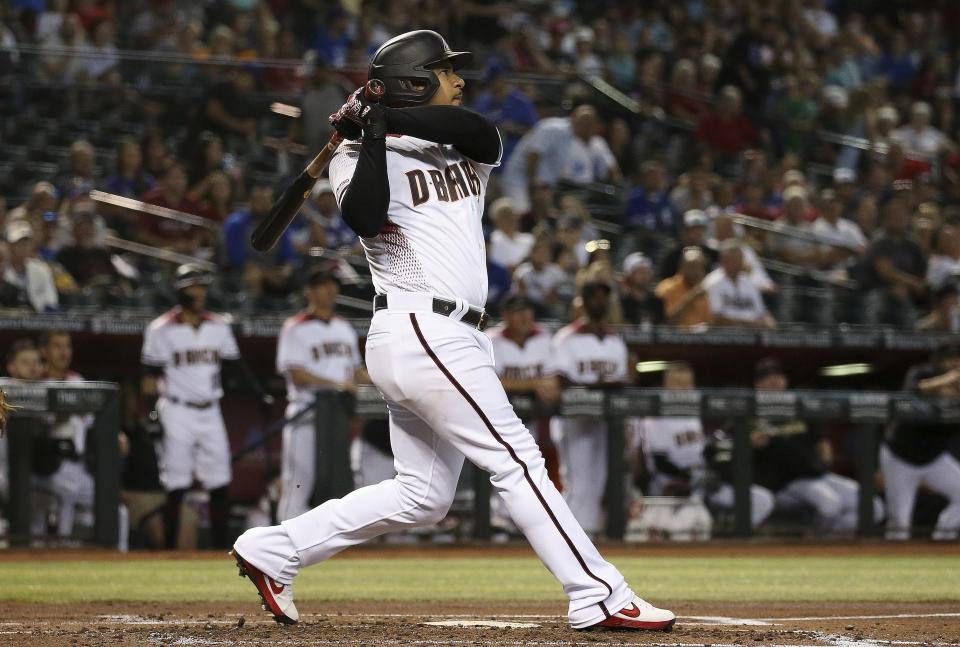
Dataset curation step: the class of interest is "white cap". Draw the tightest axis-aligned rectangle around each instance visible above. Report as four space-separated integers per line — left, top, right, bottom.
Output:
822 85 849 109
6 220 33 243
876 105 899 123
622 252 652 275
683 209 709 228
783 185 808 203
833 167 856 184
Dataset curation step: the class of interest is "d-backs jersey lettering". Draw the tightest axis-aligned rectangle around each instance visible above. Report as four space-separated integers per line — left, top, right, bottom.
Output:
551 320 627 385
277 312 361 405
488 325 555 382
328 134 501 307
141 308 240 401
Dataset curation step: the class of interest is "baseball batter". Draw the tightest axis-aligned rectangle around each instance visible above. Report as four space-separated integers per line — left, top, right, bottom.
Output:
551 280 628 537
881 343 960 540
276 265 362 521
142 264 269 549
232 30 674 632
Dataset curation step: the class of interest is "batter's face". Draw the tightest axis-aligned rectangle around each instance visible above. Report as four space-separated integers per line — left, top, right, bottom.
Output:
426 62 464 106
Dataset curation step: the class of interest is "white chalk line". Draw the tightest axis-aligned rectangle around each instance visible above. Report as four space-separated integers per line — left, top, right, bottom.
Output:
756 612 960 622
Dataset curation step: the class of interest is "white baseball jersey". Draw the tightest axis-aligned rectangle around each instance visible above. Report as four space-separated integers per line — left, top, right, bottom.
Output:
551 320 628 385
276 312 361 406
141 307 240 402
706 269 767 322
328 134 499 307
487 325 555 382
638 417 705 473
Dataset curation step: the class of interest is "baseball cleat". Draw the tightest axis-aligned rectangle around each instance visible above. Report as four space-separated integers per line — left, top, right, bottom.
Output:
582 596 676 631
230 549 299 625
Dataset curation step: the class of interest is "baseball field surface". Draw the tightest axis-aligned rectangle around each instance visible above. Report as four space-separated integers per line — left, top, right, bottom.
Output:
0 542 957 646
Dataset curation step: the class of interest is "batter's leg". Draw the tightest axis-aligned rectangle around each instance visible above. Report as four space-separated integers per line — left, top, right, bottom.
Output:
391 313 635 629
278 418 315 521
921 452 960 540
879 444 922 540
234 402 464 584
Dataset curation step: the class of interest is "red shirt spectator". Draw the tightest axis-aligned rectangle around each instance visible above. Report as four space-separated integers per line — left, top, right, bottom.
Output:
696 86 758 156
139 163 206 253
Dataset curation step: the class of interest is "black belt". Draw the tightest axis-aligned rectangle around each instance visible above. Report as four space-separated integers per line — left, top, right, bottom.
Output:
373 294 489 331
166 396 214 410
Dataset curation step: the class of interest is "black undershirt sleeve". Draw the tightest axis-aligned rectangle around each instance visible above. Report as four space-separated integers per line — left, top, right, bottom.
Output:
338 107 500 239
384 106 502 164
339 138 389 238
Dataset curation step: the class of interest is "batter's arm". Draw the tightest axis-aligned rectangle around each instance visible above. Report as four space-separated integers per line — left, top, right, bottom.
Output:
339 137 390 238
384 106 501 164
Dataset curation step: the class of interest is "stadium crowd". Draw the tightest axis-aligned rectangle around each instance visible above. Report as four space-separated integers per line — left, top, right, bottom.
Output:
1 0 960 546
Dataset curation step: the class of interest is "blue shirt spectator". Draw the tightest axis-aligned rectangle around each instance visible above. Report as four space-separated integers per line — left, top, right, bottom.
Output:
224 187 297 271
875 33 917 91
624 161 678 232
312 8 353 68
472 61 539 170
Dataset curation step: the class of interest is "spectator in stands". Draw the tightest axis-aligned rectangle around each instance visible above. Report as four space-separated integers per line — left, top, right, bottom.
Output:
669 168 714 215
916 283 959 333
880 343 960 540
488 197 534 273
138 163 204 254
503 105 619 213
624 160 677 233
2 221 58 312
711 214 776 295
471 60 539 171
811 188 867 272
312 5 353 68
606 31 636 92
696 85 759 164
224 182 296 302
832 167 858 217
519 182 559 233
292 179 358 256
187 131 230 192
194 171 233 225
655 247 712 329
707 241 775 329
664 59 708 124
854 194 880 241
55 140 96 200
40 12 85 82
513 237 569 319
294 56 352 154
200 66 260 147
766 186 820 268
141 130 172 180
752 358 883 534
7 182 58 230
56 209 124 294
875 31 917 93
104 137 155 199
619 252 663 326
891 101 957 159
659 209 719 278
80 19 119 85
861 196 928 327
926 224 960 290
778 73 820 158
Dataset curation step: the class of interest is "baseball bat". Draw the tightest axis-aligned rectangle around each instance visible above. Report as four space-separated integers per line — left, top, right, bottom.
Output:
251 79 385 252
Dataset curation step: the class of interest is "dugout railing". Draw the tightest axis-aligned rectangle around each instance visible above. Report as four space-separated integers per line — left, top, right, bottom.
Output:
349 385 953 540
1 379 122 547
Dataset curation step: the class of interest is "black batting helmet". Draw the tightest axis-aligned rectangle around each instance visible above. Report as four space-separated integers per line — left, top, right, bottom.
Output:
174 263 213 290
368 30 472 107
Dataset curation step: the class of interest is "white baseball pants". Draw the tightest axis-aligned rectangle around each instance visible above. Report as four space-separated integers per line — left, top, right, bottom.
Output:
235 309 634 628
156 398 231 491
880 444 960 540
278 407 315 522
775 473 885 532
551 417 608 535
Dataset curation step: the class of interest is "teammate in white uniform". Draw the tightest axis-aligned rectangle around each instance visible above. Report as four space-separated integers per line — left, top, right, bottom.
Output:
487 294 561 528
551 280 628 537
142 264 269 549
232 30 674 632
276 265 362 521
881 344 960 540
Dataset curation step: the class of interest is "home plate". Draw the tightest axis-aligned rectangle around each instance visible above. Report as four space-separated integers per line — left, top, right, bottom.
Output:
423 620 541 629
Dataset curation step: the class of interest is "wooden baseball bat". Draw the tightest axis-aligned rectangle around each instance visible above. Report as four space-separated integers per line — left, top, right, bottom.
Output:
251 79 385 252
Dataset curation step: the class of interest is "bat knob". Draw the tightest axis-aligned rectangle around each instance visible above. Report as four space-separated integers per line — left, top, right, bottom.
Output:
366 79 386 101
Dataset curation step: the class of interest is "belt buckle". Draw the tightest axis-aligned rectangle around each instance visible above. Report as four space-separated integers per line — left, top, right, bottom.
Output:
477 311 489 331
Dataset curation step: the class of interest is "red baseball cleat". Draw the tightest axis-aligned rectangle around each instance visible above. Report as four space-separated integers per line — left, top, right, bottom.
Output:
583 596 676 631
230 549 300 625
